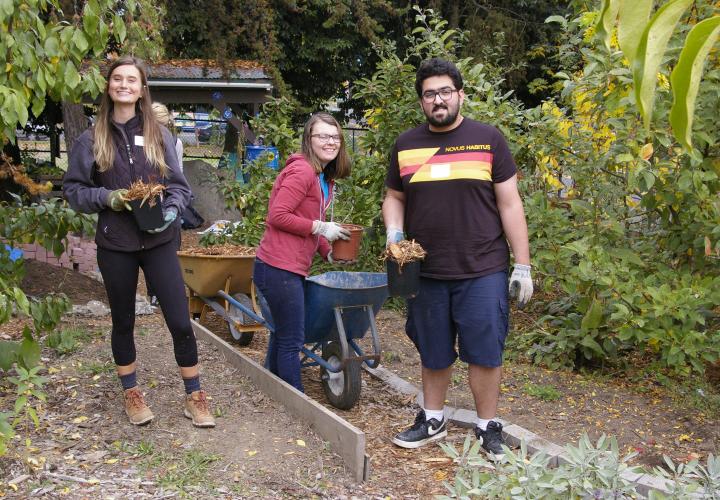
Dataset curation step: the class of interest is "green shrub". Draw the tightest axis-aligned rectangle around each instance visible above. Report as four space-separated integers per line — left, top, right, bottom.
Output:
439 433 717 499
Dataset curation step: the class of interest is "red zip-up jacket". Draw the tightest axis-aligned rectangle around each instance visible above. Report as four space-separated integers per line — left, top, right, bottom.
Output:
256 153 332 276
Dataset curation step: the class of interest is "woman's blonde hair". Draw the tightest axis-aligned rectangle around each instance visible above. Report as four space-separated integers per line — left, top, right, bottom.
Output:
151 102 172 128
301 113 351 179
93 56 169 176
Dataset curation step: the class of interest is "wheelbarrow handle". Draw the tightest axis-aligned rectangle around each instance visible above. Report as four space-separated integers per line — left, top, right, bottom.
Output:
217 290 269 328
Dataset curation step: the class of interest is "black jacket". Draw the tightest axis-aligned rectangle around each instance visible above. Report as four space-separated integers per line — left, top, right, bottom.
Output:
64 114 191 252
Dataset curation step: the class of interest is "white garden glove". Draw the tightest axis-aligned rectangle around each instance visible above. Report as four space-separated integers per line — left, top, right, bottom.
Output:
509 263 533 309
312 221 350 242
385 227 405 248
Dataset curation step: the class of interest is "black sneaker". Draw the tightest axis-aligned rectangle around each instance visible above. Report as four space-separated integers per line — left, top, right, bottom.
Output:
392 410 447 449
475 420 506 456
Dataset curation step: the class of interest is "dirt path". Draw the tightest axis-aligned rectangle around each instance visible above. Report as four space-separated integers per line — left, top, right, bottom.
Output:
1 314 377 498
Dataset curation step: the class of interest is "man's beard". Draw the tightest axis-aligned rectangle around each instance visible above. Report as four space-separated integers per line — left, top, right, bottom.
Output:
425 103 459 127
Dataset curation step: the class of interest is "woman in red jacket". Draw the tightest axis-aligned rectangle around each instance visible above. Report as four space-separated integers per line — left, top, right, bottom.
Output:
253 113 352 391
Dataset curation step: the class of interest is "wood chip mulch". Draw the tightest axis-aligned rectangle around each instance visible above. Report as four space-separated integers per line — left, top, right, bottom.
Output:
180 244 256 256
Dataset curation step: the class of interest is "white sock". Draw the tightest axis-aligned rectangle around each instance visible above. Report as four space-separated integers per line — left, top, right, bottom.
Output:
424 407 445 422
476 417 493 431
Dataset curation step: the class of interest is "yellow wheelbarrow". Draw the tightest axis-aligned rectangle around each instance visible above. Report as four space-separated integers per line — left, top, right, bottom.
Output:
176 251 263 346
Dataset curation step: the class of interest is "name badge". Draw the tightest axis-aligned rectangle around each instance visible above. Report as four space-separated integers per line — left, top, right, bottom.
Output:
430 163 450 178
134 135 145 146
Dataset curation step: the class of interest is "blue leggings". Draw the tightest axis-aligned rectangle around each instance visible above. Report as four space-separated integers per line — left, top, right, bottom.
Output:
252 259 305 392
97 242 198 367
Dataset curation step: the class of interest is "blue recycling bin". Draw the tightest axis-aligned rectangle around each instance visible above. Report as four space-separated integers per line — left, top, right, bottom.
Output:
245 146 279 170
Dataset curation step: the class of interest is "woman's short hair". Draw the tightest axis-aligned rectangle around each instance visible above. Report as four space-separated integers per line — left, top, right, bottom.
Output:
300 113 351 180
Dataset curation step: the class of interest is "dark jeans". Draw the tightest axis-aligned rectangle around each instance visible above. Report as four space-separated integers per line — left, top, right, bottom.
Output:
97 242 198 367
252 258 305 392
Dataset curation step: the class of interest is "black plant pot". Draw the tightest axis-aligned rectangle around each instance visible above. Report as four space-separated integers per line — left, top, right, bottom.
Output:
129 198 164 231
386 259 421 298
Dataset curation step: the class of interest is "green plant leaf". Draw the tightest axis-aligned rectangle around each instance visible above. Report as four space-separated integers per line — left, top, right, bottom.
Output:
12 287 30 315
595 0 620 51
113 14 127 43
545 15 567 29
19 337 41 368
72 29 89 52
65 64 81 89
669 16 720 152
0 341 19 371
617 0 653 64
43 36 60 57
581 299 604 331
14 396 28 414
633 0 693 129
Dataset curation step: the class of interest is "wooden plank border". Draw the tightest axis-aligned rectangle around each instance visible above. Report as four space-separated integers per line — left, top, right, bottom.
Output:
192 320 370 482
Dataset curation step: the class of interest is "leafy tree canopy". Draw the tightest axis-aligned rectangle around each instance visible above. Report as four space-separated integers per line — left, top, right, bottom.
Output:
161 0 408 117
0 0 129 144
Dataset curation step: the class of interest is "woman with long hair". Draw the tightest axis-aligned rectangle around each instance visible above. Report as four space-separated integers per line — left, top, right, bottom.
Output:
64 56 215 428
253 112 352 391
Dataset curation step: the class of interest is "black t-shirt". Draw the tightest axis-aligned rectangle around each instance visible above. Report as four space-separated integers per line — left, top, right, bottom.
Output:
385 118 517 279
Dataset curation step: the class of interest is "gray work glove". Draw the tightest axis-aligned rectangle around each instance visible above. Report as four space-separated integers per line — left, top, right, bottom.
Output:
147 207 177 234
106 189 131 211
509 263 533 309
312 221 350 242
385 227 405 248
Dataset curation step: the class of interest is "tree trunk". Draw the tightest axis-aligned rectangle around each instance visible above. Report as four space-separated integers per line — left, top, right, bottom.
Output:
62 101 88 154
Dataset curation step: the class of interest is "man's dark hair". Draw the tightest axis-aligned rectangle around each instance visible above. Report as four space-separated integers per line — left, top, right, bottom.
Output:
414 58 463 97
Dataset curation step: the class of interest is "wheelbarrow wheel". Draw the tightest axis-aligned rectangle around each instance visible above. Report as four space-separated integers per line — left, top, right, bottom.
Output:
321 342 361 410
227 293 255 346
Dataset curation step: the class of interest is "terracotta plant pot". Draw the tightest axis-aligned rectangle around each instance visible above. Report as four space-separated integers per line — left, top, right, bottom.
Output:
331 224 363 261
386 259 421 298
129 198 165 231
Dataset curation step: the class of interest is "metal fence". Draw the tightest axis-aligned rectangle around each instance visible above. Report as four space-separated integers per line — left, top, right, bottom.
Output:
17 120 369 170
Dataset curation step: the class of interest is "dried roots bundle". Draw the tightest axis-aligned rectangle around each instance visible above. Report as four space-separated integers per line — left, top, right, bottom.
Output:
384 240 427 269
124 180 165 207
182 244 256 256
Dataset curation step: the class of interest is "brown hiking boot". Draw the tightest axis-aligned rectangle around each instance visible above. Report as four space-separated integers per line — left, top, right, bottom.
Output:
184 390 216 428
124 387 154 426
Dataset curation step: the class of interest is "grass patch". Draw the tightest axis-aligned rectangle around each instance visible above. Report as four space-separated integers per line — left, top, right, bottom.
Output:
155 449 222 494
382 351 400 364
77 359 115 376
132 440 155 457
130 445 222 495
655 373 720 419
45 328 95 355
523 382 561 401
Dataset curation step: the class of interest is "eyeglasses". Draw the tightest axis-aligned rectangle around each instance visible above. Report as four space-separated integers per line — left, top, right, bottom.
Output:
421 87 458 103
311 133 342 144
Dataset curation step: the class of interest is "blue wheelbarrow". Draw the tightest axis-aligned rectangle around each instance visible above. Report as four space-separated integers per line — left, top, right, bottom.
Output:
218 271 389 410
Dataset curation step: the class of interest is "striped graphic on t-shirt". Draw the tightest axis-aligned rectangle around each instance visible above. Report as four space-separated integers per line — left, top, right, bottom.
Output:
398 149 493 183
